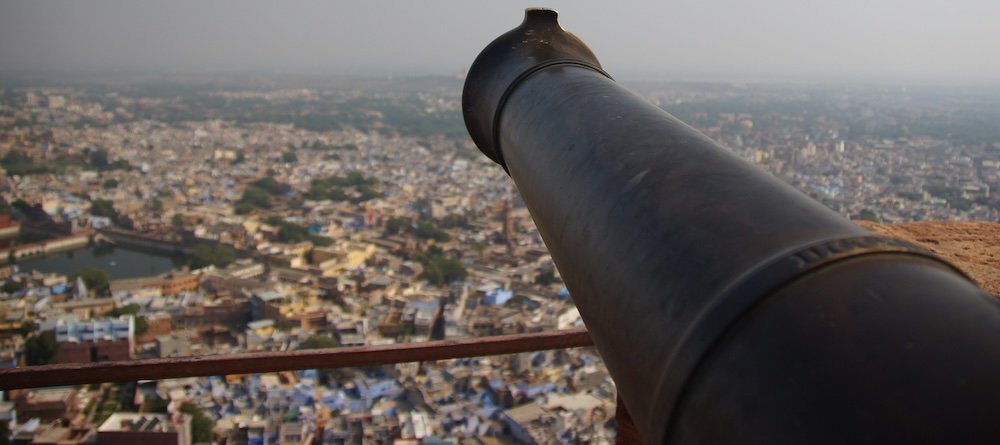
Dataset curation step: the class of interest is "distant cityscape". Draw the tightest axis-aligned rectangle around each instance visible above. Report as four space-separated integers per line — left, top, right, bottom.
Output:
0 74 998 444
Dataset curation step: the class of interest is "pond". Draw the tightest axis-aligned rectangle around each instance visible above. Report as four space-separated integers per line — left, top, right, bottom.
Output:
15 244 181 280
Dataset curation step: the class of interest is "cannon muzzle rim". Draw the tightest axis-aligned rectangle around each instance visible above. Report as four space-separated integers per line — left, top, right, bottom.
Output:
462 8 611 170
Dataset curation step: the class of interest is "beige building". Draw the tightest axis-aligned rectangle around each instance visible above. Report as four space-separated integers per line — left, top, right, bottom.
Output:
311 241 375 276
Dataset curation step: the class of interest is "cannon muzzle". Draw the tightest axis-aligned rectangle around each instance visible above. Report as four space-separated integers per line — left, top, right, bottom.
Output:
463 8 1000 444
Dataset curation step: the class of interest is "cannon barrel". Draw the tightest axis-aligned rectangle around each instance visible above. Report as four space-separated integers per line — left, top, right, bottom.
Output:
463 9 1000 445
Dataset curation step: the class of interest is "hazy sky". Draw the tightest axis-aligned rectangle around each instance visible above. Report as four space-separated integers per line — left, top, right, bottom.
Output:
2 1 998 83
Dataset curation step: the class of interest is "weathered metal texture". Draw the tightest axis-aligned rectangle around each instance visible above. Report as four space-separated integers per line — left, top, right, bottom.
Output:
0 328 592 390
463 9 1000 445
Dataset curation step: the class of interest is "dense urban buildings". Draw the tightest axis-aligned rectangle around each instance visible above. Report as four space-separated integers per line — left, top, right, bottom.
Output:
0 75 998 443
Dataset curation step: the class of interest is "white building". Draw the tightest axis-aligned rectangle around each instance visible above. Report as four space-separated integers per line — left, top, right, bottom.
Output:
53 315 134 343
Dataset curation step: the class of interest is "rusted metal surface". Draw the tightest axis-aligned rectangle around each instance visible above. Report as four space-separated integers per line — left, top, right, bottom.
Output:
463 8 1000 445
0 328 592 390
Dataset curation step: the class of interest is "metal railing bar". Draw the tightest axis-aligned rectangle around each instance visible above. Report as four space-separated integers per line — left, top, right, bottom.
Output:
0 328 593 390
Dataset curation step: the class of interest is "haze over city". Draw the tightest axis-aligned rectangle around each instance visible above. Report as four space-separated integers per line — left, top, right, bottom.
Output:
2 0 1000 83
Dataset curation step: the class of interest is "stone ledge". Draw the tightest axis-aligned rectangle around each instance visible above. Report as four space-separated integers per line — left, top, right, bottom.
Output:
857 221 1000 296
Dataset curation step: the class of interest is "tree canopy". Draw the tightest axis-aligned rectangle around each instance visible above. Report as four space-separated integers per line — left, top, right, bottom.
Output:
105 304 149 335
1 150 53 175
180 402 213 444
25 331 59 365
305 171 381 203
87 148 129 171
171 213 186 228
249 177 291 195
414 246 466 286
72 267 110 293
189 244 236 269
235 177 291 214
384 217 450 242
2 280 24 294
297 334 340 350
90 199 117 218
149 198 164 215
265 217 333 246
535 269 558 286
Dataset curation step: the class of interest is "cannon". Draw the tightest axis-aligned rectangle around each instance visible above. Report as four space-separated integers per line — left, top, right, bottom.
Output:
462 8 1000 444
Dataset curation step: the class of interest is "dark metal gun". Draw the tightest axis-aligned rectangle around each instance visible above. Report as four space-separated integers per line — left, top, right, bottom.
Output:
463 8 1000 444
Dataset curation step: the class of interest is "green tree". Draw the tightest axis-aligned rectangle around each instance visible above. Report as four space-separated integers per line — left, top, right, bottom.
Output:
1 149 52 175
383 217 449 241
106 304 148 335
310 235 333 247
439 214 469 229
102 178 119 189
1 280 24 294
276 223 310 243
24 330 59 365
413 220 450 242
305 181 346 201
134 316 149 335
414 198 432 217
249 177 290 195
107 303 140 316
90 199 117 218
236 187 272 211
281 151 298 163
171 213 186 229
189 244 236 269
233 203 254 215
354 184 383 202
1 150 26 170
180 402 213 444
305 172 379 202
384 217 409 235
88 148 109 169
534 269 557 286
72 267 111 293
2 150 31 166
17 319 38 338
265 217 330 246
857 209 879 222
343 171 377 187
149 198 164 215
297 335 339 350
415 247 467 286
142 396 169 414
